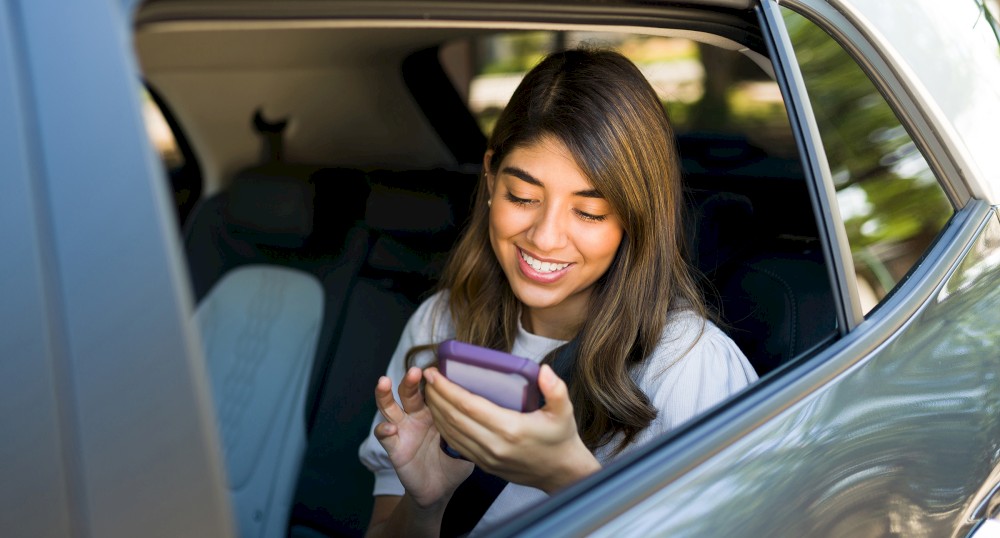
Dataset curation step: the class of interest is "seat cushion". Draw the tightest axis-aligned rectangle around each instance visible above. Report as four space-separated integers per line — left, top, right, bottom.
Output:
196 265 324 538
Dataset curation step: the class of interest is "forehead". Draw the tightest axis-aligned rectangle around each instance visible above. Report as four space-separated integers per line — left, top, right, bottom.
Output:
500 136 593 189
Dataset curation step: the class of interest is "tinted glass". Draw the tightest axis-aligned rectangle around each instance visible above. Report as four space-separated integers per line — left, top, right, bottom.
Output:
781 8 954 314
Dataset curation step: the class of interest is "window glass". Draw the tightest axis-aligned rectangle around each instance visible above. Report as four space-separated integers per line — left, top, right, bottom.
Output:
141 88 184 171
441 31 794 159
140 87 202 225
781 8 954 314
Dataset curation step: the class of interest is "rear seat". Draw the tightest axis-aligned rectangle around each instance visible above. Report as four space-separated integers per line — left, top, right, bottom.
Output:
183 163 371 538
684 181 837 376
288 169 476 537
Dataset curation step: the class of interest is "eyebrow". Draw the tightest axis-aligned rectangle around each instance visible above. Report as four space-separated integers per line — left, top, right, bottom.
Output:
500 165 604 198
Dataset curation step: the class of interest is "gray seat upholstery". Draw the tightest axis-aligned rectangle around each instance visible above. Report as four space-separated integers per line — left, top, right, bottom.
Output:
196 264 324 538
184 165 371 537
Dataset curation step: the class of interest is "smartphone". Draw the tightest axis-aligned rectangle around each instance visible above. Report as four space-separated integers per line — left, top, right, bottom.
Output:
436 339 542 459
437 339 541 412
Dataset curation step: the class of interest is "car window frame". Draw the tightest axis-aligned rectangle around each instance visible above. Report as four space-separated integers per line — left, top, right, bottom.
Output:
774 0 971 207
758 0 969 330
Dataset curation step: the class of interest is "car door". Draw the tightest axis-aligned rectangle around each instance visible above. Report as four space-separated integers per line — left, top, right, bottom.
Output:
490 1 1000 536
0 0 233 536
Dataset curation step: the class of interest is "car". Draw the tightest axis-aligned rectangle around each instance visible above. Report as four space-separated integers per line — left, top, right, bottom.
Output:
2 0 999 537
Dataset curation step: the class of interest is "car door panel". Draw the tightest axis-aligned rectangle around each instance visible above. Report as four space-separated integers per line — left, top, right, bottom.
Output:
497 203 1000 537
0 3 73 536
2 0 235 536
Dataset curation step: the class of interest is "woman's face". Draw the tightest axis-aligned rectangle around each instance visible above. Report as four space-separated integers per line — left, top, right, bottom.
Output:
486 136 625 332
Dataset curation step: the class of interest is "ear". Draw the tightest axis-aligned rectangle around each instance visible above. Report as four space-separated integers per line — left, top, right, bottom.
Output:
483 150 496 194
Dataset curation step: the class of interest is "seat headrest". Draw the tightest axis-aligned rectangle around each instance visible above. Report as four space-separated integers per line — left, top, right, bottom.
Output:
362 169 477 279
685 189 755 276
365 183 455 236
224 167 316 248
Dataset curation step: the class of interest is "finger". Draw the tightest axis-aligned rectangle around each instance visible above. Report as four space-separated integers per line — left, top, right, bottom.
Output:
425 369 516 460
426 393 487 463
374 376 405 424
397 367 426 414
373 420 398 439
428 367 526 428
538 365 572 419
373 421 398 452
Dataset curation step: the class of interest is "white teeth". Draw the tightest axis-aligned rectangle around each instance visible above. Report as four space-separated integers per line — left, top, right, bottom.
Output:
520 251 569 273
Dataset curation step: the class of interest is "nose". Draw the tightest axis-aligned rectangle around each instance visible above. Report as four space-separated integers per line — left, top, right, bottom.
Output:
526 204 568 253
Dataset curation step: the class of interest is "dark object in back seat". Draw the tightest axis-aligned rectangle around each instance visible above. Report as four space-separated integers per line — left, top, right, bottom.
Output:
183 164 370 301
718 239 837 376
683 186 837 376
290 168 478 538
362 169 477 300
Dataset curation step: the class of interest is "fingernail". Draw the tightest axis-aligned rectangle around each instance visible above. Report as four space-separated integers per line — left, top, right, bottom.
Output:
540 364 554 386
425 369 437 384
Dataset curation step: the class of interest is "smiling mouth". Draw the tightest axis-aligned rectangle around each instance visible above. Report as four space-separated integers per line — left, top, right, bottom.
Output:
519 249 570 273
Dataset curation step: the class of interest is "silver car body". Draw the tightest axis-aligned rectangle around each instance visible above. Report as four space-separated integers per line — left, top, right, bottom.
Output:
1 0 998 537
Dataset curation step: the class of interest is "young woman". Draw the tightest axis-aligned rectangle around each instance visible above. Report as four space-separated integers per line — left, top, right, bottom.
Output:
359 48 758 537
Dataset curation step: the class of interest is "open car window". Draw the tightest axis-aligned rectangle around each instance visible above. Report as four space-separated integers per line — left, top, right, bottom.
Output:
134 7 833 531
130 5 906 536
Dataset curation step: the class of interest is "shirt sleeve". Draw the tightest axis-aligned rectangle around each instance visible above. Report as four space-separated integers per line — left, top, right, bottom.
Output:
357 291 450 497
645 316 759 433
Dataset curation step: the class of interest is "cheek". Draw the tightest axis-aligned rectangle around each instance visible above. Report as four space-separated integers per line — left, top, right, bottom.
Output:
489 205 528 240
579 224 624 262
487 207 515 261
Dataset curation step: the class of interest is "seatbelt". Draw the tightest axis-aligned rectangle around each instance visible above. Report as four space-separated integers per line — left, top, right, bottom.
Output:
439 340 578 537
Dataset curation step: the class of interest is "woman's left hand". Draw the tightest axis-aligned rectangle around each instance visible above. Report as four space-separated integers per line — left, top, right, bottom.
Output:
423 364 601 494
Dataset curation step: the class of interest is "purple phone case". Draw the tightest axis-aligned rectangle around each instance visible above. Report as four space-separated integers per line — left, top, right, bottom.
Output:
437 339 541 412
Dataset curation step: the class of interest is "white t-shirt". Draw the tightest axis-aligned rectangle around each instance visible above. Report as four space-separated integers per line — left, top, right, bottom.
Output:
358 291 758 534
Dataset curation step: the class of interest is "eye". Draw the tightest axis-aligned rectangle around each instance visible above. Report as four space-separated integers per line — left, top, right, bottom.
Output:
504 191 535 207
574 209 608 223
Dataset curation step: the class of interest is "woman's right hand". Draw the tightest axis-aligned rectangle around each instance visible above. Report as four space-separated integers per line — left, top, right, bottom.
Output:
373 366 474 510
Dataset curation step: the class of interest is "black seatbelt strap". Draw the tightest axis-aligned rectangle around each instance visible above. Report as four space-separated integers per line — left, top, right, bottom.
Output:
440 466 509 538
439 339 578 537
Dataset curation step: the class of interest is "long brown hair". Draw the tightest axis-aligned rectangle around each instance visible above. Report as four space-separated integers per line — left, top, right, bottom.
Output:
410 48 706 453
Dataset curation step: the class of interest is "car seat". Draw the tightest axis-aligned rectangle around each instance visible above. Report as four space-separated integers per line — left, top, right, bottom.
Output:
289 168 477 537
184 164 370 538
685 188 838 376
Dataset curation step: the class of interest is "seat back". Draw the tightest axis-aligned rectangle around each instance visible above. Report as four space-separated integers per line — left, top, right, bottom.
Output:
718 241 837 375
290 168 477 537
196 265 323 538
184 164 371 537
685 188 837 376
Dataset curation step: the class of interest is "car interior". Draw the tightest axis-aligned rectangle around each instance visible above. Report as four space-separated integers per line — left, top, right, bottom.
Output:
132 2 839 536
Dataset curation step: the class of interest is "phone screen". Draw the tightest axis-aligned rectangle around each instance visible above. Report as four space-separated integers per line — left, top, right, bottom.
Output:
446 359 531 411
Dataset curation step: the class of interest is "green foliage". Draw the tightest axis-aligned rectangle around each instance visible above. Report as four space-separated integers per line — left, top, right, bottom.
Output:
782 8 952 282
479 32 555 75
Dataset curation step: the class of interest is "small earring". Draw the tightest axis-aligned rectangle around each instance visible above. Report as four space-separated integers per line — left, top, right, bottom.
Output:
487 199 492 208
